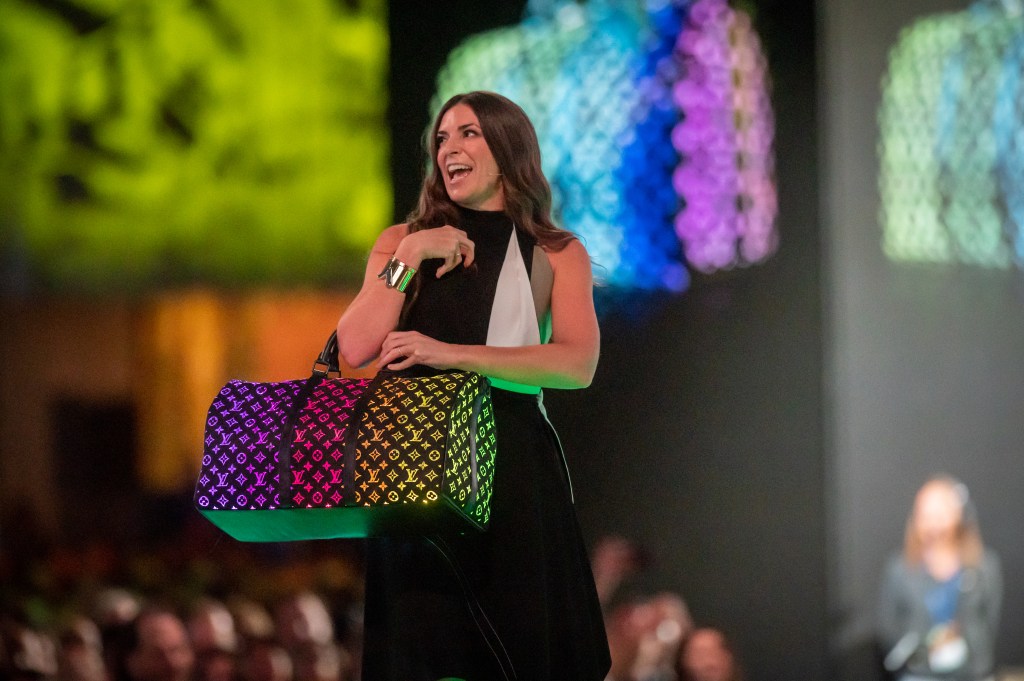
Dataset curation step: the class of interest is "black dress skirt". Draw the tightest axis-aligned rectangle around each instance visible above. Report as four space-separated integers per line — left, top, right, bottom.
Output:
360 207 610 681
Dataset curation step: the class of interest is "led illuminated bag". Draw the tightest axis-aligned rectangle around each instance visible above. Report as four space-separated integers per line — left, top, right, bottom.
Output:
193 332 496 541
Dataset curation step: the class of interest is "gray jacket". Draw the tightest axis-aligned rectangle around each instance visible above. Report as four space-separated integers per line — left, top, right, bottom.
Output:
876 550 1002 681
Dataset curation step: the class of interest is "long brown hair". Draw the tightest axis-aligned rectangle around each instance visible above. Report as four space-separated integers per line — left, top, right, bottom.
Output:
406 91 575 251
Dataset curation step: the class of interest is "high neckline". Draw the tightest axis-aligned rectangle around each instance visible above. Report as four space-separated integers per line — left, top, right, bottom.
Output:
456 204 513 232
457 203 508 218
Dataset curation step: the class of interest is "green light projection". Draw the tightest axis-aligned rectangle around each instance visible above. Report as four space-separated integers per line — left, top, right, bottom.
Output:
0 0 390 290
879 0 1024 269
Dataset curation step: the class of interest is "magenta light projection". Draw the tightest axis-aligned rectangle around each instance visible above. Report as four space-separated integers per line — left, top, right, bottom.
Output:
672 0 777 273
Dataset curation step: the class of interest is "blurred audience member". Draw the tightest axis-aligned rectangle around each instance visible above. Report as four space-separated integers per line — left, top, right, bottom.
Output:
187 600 237 681
678 628 743 681
876 475 1002 681
274 595 332 653
606 593 693 681
93 589 143 633
592 536 648 610
1 618 58 681
56 618 105 681
630 594 693 681
290 643 350 681
108 609 194 681
224 602 273 648
238 641 291 681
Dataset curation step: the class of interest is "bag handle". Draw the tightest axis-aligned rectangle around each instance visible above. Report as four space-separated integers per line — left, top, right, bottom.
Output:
274 330 353 508
312 331 341 376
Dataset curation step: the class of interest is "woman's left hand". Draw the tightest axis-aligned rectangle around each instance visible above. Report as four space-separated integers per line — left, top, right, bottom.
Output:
377 331 458 371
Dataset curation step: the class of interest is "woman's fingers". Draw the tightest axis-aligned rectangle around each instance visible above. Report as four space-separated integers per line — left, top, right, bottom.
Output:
378 332 416 367
435 248 463 277
403 226 474 274
386 355 416 370
459 235 475 267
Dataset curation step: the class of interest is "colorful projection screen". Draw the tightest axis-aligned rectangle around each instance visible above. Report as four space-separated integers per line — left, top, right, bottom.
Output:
0 0 391 291
879 0 1024 269
434 0 777 292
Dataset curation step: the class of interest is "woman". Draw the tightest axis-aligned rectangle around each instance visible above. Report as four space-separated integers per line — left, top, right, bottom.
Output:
336 91 610 681
876 476 1002 681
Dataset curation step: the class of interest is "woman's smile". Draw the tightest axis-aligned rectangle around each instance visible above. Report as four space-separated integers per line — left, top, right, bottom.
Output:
436 103 504 210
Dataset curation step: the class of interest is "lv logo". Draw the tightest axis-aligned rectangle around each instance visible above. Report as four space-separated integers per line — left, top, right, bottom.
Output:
216 473 230 487
254 472 267 486
379 396 395 408
405 469 420 484
292 471 305 484
370 428 385 442
330 469 343 484
331 428 346 442
367 469 381 484
294 429 308 444
409 429 425 443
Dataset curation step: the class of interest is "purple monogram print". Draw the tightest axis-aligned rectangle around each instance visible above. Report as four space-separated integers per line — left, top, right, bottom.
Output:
194 377 371 511
288 378 372 507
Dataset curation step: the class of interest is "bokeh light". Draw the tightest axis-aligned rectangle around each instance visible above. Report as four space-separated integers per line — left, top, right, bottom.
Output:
0 0 391 291
434 0 777 291
879 0 1024 268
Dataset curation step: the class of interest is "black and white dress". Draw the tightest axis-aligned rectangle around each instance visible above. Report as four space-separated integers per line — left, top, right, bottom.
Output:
360 205 610 681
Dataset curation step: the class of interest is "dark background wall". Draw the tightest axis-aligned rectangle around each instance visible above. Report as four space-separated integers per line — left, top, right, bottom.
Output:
821 0 1024 678
389 1 827 679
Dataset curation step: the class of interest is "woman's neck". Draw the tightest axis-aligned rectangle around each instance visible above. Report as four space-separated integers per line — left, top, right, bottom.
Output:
922 543 962 581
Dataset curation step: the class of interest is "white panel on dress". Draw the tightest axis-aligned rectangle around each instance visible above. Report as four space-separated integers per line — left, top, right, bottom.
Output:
486 230 541 347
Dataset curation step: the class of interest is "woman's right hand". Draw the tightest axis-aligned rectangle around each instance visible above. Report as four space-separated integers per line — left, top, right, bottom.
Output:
394 225 475 277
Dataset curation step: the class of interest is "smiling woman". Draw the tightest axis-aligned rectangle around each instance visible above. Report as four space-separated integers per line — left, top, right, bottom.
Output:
436 105 505 211
336 91 609 681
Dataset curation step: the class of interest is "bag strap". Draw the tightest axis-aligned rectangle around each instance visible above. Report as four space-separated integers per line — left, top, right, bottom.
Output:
273 330 349 507
312 331 341 376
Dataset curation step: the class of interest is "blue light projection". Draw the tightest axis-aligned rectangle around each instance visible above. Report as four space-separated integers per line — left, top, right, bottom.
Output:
434 0 777 291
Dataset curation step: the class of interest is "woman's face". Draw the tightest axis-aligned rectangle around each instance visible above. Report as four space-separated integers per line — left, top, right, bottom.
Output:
435 103 504 211
913 481 963 546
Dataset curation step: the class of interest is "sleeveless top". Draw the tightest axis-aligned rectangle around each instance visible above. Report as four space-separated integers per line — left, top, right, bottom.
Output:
399 205 553 393
362 205 611 681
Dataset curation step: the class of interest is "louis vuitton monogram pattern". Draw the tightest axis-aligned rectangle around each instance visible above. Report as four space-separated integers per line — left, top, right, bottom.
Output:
195 377 371 512
196 379 305 512
459 382 496 526
288 377 373 508
196 371 495 529
352 372 495 526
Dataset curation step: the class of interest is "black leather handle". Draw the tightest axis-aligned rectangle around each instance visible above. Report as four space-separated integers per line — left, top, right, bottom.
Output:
312 331 341 376
276 330 356 507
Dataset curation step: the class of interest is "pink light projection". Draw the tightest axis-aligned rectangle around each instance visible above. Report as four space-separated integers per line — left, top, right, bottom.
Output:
672 0 777 273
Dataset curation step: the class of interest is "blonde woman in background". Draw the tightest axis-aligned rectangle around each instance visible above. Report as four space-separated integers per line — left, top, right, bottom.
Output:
877 475 1002 681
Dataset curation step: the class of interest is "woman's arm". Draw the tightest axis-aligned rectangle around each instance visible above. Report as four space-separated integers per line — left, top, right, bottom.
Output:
335 225 408 367
377 238 600 389
336 223 476 367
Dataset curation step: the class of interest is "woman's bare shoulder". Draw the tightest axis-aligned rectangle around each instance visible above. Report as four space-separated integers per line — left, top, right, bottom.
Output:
545 237 591 270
